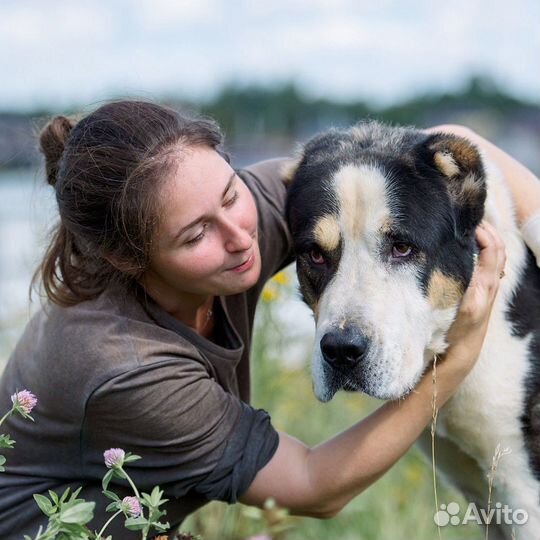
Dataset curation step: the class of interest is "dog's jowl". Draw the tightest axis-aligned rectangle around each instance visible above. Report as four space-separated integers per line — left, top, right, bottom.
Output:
286 122 540 539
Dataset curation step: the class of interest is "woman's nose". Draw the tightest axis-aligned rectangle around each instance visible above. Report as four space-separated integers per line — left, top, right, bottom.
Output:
223 219 252 252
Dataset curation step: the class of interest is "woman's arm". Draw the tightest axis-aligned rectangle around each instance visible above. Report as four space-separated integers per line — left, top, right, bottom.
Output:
241 221 506 517
429 124 540 267
428 124 540 226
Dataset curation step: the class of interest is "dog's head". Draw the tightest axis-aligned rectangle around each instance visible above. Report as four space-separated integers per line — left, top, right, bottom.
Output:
285 122 486 401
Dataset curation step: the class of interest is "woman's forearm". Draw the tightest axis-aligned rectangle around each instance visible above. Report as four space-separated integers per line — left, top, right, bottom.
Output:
303 342 478 516
428 124 540 225
243 348 476 519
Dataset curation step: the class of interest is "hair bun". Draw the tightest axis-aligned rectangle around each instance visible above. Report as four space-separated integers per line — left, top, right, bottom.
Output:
39 116 74 187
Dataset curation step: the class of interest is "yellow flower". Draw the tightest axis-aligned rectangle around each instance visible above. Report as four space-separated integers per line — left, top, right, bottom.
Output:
262 287 278 302
272 271 290 286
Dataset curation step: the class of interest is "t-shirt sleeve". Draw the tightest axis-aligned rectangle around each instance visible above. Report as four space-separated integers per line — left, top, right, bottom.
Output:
81 359 279 503
237 158 295 285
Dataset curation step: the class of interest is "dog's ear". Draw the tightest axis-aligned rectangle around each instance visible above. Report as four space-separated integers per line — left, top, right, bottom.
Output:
424 132 487 236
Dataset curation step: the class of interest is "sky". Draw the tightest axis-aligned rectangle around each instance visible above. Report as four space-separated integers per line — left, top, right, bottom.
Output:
0 0 539 111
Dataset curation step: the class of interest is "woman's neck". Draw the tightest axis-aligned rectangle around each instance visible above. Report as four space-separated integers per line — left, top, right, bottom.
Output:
139 279 215 334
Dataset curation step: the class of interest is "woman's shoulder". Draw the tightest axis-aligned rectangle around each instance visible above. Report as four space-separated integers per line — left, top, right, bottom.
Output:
5 286 206 397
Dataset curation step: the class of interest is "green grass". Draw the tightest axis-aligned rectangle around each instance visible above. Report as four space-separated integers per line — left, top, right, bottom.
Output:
181 276 486 540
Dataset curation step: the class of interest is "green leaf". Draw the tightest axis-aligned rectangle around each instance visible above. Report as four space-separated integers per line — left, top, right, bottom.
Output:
150 520 170 532
59 501 95 524
102 489 120 502
123 453 141 464
48 489 60 506
0 454 6 472
113 467 127 480
105 501 120 512
0 434 15 448
150 486 164 506
141 492 153 507
33 494 55 516
102 469 114 491
124 515 148 531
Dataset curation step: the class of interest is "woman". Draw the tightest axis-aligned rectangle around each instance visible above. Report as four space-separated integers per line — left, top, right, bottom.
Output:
0 100 538 539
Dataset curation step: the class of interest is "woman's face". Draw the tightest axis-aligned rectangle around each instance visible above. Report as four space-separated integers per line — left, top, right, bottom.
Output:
143 145 261 309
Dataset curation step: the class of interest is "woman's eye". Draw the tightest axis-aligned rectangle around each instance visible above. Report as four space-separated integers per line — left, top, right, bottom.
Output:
186 224 208 245
309 248 326 265
392 242 413 258
186 232 204 245
224 191 239 207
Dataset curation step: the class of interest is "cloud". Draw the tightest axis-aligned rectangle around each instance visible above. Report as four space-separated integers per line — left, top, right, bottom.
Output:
0 0 538 110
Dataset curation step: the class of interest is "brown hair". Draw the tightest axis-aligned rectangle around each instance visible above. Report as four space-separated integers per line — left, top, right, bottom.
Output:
34 100 227 306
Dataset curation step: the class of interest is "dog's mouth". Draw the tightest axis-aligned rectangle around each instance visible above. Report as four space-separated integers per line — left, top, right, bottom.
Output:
313 338 424 402
314 368 356 402
316 363 414 402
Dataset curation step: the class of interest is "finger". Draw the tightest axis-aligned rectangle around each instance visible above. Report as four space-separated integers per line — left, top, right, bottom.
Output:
474 222 499 272
473 225 504 292
481 221 505 255
481 221 507 273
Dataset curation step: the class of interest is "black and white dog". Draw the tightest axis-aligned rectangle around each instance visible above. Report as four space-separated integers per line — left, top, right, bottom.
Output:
284 122 540 539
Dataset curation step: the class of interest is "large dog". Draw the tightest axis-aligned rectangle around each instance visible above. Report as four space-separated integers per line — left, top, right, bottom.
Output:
284 122 540 539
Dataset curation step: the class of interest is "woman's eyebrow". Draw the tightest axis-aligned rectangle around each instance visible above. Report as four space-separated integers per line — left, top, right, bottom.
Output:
173 172 237 241
221 171 237 198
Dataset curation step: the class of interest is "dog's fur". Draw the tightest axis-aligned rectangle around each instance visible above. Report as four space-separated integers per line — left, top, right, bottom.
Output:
284 122 540 539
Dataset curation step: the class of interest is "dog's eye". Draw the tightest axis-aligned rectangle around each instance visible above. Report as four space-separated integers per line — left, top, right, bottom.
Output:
392 242 412 258
309 248 326 265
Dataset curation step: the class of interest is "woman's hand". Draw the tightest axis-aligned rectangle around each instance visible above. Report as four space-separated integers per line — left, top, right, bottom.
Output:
443 220 506 374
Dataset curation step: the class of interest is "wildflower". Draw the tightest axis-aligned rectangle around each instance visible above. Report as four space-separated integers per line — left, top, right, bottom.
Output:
104 448 125 469
11 390 37 415
121 496 142 517
261 287 278 302
272 271 290 286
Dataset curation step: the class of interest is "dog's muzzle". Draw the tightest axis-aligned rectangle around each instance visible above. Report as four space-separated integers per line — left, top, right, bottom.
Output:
320 327 369 371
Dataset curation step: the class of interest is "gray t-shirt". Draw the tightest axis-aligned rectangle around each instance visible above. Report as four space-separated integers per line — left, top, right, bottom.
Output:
0 159 293 539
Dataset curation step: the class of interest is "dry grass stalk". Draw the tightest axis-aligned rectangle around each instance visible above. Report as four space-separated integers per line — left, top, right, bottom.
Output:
431 354 443 540
485 443 512 540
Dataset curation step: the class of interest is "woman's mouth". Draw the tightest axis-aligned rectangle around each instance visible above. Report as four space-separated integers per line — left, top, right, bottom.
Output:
228 253 255 273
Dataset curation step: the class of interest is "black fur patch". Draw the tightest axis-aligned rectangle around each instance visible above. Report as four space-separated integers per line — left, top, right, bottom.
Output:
510 249 540 483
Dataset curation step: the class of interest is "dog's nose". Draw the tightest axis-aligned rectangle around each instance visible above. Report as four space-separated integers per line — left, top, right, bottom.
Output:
320 329 368 370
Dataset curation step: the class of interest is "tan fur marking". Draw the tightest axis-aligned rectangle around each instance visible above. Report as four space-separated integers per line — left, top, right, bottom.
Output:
314 215 341 251
458 173 484 204
280 155 302 186
428 270 464 310
434 151 460 178
380 217 393 234
337 166 364 237
430 136 481 173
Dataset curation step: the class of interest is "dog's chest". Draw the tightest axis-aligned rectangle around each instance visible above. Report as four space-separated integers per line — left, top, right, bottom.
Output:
437 312 531 466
